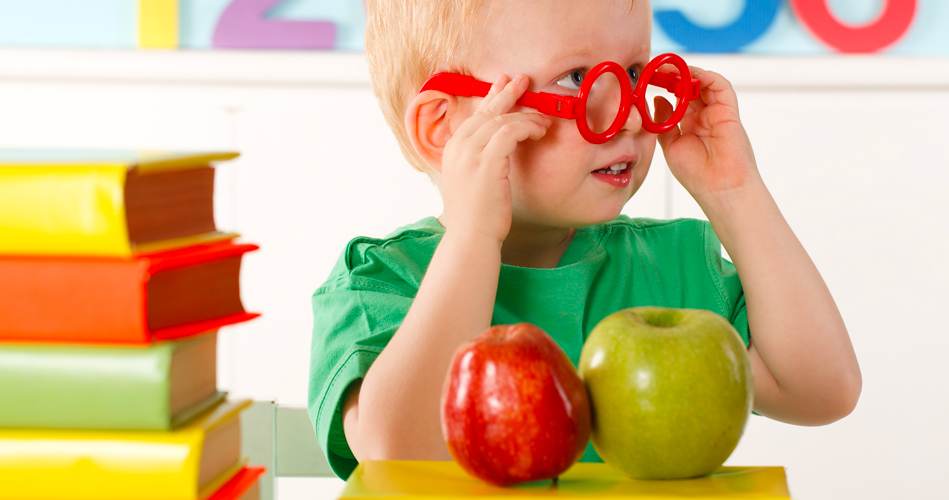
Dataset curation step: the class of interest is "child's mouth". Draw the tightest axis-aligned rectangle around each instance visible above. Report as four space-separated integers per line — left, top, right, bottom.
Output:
592 163 628 175
591 162 632 187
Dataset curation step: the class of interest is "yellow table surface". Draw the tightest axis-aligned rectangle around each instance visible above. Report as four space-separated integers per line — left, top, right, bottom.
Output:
339 461 791 500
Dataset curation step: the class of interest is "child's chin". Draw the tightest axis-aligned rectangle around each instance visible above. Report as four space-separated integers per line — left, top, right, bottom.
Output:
585 205 628 225
516 205 626 230
562 210 626 229
589 212 625 226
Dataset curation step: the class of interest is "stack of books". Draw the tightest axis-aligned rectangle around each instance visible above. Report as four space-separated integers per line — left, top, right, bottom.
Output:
0 151 265 500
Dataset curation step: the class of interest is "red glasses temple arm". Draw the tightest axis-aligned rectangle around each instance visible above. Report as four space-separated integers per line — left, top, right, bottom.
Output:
418 71 701 118
418 73 579 119
648 72 701 101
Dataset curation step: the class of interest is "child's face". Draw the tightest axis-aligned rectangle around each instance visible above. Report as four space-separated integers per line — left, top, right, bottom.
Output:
463 0 655 231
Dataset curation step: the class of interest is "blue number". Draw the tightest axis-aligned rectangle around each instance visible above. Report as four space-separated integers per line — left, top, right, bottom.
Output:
654 0 781 53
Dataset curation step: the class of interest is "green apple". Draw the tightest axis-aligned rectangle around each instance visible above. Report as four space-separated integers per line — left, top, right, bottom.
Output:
578 306 753 479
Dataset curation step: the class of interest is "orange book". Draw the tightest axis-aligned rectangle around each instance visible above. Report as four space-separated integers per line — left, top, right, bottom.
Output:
0 241 260 344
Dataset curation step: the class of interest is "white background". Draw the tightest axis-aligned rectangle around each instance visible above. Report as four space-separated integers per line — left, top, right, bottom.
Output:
1 49 947 500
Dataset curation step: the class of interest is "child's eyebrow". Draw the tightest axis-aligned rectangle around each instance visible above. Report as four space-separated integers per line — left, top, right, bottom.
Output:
539 44 650 71
543 47 594 68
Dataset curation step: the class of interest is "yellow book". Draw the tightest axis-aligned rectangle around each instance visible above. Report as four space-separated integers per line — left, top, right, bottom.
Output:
341 461 791 499
0 150 239 257
0 399 251 500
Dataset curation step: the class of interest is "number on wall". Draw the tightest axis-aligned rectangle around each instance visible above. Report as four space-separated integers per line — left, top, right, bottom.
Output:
790 0 917 53
654 0 781 53
139 0 179 49
212 0 336 49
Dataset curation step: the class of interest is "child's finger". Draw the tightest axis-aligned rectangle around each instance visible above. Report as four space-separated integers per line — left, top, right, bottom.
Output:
690 67 739 111
455 74 530 140
475 74 529 118
468 112 552 149
653 96 680 152
653 96 674 128
481 118 550 165
452 74 511 139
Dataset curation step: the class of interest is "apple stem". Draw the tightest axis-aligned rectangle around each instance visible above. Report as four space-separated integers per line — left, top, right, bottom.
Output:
552 476 559 487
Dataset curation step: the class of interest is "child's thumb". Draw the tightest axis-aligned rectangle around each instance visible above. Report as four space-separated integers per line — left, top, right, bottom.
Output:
653 96 680 151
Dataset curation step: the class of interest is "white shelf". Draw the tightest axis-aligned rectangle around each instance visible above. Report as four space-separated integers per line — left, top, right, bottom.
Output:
1 48 948 90
0 48 371 87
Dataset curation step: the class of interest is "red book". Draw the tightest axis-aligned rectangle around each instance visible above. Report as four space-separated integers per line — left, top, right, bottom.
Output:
0 241 259 344
207 467 266 500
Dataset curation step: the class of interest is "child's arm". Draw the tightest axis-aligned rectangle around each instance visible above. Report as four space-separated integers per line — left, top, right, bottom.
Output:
342 75 551 460
655 69 862 425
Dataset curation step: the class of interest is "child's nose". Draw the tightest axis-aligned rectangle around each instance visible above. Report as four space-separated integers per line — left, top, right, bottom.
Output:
610 82 644 137
621 101 645 136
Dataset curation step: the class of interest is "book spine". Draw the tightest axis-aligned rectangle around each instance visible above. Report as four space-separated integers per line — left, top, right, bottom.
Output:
207 468 265 500
0 343 173 430
0 257 149 343
0 427 204 500
0 166 132 257
0 400 251 500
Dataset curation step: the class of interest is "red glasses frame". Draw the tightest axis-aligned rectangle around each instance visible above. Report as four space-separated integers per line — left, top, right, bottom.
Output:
418 53 700 144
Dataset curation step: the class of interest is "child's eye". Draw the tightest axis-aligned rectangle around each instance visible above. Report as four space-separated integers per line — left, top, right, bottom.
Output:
557 66 639 90
557 66 641 91
628 66 640 86
556 70 585 90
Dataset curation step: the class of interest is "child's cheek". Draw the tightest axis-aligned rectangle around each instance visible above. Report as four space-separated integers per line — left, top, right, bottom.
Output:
637 133 658 162
511 119 582 176
543 117 583 145
520 117 569 153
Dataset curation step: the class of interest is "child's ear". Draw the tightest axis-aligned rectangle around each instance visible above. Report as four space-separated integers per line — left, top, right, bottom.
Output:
405 91 460 173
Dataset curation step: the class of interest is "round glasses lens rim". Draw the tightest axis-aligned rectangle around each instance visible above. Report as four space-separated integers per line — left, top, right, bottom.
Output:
638 53 693 133
575 61 634 144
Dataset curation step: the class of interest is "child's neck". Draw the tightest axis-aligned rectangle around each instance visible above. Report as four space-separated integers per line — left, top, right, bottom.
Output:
501 225 576 269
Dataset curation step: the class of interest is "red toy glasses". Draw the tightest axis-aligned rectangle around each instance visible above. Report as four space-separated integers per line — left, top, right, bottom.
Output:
418 53 700 144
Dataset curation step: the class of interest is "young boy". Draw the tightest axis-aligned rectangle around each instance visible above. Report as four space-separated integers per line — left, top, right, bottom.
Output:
308 0 862 479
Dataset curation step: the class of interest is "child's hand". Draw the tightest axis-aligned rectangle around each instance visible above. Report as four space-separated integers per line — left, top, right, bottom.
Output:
655 68 862 426
653 68 760 205
440 74 552 244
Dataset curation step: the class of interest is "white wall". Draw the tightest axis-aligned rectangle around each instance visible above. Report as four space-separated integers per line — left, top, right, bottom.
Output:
1 49 947 500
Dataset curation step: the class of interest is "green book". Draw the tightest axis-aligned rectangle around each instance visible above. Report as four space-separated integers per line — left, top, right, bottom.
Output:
0 333 224 430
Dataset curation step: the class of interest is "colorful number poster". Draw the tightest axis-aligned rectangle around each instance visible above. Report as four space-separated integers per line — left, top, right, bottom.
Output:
0 0 947 54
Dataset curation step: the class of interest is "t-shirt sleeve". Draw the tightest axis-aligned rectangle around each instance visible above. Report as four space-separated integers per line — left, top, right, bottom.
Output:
306 248 417 479
701 222 750 347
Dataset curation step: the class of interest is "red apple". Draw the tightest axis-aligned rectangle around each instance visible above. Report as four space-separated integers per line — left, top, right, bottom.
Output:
441 323 591 486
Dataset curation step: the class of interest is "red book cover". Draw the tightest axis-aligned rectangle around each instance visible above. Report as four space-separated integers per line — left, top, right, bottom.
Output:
0 241 260 344
207 467 266 500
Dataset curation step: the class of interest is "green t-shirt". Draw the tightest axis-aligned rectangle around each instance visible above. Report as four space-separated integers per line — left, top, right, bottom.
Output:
308 216 749 479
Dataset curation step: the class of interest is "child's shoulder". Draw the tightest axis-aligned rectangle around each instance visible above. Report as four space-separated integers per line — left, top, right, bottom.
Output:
343 217 443 262
318 217 444 295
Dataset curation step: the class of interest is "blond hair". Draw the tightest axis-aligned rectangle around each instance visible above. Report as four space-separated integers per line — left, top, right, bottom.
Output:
364 0 492 175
